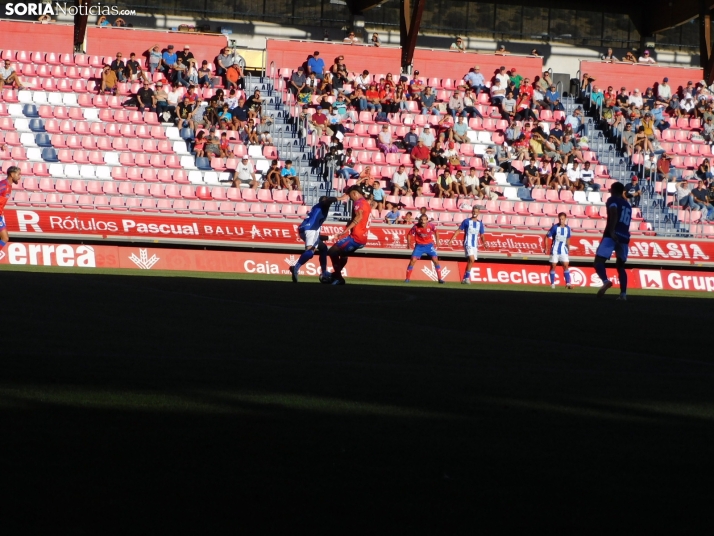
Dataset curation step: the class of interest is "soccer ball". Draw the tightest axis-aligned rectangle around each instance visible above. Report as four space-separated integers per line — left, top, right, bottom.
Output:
319 271 333 284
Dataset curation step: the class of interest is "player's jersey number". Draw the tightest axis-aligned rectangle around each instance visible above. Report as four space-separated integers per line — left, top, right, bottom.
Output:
618 207 631 226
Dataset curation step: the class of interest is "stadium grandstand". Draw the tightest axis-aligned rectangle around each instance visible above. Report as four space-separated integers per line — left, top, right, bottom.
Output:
1 0 714 274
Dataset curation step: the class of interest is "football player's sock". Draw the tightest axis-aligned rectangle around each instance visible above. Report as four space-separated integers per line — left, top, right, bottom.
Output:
317 242 328 272
594 262 609 283
564 270 571 284
549 270 556 284
434 264 443 281
294 249 314 273
0 239 6 249
617 266 628 295
405 265 413 281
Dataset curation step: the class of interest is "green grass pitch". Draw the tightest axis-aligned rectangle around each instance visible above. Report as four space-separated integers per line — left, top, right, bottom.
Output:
2 267 713 532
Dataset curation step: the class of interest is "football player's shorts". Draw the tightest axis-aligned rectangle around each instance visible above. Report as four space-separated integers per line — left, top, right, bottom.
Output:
596 237 629 262
335 235 365 254
0 215 6 232
464 245 479 259
299 229 321 249
412 243 438 258
549 253 569 264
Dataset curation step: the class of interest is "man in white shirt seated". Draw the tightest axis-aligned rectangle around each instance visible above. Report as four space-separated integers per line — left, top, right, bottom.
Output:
391 165 409 195
566 162 581 190
657 77 672 103
490 80 506 105
232 156 259 189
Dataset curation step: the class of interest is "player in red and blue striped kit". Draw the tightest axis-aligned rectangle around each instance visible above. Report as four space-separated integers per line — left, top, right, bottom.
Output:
405 214 445 284
0 166 21 257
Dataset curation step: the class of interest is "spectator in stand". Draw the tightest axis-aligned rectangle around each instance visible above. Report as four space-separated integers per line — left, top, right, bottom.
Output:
628 88 643 108
310 108 332 138
523 158 539 188
452 116 469 143
495 45 509 55
372 180 386 211
501 91 517 121
343 31 360 45
639 50 656 64
433 171 457 198
204 128 222 158
290 66 306 96
365 83 382 112
219 132 235 158
0 59 25 91
677 181 705 211
656 77 672 104
307 51 325 80
590 86 604 109
263 160 281 190
419 124 435 148
409 171 425 197
490 79 506 105
692 180 714 220
161 44 177 75
419 86 440 115
411 140 433 169
337 148 359 179
697 159 713 182
244 89 263 119
172 57 190 87
232 156 259 189
601 48 619 62
564 107 583 134
656 154 676 181
578 161 600 191
136 80 156 112
462 88 482 118
281 160 300 190
623 51 637 63
113 17 127 27
430 141 448 170
401 211 415 225
100 64 118 94
377 125 399 154
448 90 465 118
450 37 466 52
463 66 486 94
353 69 370 91
371 33 381 47
391 165 409 195
403 125 419 151
495 66 509 88
96 15 110 26
215 45 234 85
177 45 194 65
509 68 522 89
625 175 641 207
197 61 214 88
147 44 162 74
110 52 126 82
154 81 171 118
463 168 481 197
409 71 424 100
544 84 560 111
124 52 140 81
384 202 400 224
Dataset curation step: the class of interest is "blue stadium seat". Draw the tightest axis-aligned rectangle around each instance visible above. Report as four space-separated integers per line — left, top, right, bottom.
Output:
22 104 39 118
41 147 59 162
179 128 193 141
29 118 46 132
35 133 52 147
517 187 534 201
506 173 522 186
195 157 212 171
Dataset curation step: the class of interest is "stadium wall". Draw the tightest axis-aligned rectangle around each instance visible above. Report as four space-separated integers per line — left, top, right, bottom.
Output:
3 209 714 267
2 242 714 293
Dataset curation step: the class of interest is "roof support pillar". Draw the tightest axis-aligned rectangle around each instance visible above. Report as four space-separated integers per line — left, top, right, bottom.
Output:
400 0 425 73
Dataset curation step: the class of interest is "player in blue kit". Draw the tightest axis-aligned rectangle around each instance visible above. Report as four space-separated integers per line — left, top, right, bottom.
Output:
544 212 573 289
448 206 488 284
594 181 631 300
290 193 347 282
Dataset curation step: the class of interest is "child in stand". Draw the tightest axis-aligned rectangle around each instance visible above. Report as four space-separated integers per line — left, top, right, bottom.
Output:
219 132 234 158
193 131 206 157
